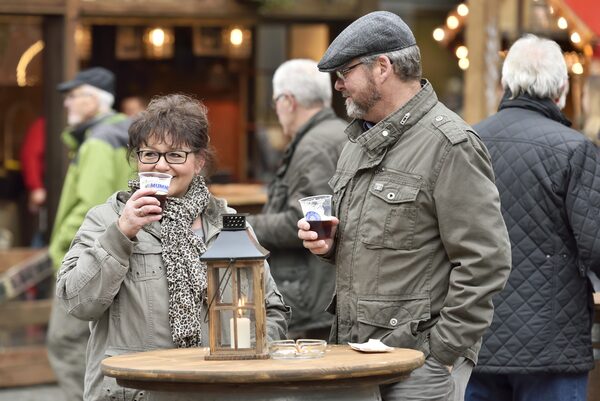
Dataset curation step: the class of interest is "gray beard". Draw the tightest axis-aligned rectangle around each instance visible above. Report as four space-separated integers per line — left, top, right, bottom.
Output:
344 84 382 120
345 98 366 119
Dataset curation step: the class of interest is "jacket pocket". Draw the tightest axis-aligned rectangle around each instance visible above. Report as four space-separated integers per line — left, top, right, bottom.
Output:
357 295 430 349
129 243 165 282
360 171 421 250
329 172 352 219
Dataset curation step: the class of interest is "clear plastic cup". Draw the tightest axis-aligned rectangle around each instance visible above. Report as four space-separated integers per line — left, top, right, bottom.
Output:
298 195 333 239
138 172 172 210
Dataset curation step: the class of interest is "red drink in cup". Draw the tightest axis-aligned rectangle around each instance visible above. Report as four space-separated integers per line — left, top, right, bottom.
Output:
299 195 333 239
139 172 172 212
308 218 334 239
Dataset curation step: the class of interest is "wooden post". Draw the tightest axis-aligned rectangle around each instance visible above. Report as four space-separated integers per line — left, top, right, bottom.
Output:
464 0 501 125
43 15 68 243
44 0 79 243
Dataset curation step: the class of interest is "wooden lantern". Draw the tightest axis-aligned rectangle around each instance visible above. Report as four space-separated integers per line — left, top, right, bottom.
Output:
200 214 270 360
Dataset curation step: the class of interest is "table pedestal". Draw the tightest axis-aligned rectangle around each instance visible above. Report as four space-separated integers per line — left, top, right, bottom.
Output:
118 382 383 401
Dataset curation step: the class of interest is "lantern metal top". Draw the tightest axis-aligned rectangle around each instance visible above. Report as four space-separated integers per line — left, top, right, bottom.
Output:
200 214 270 261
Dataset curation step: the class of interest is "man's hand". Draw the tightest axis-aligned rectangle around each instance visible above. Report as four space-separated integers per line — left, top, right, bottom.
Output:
297 217 339 255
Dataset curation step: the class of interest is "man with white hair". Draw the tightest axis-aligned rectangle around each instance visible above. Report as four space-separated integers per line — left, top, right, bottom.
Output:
465 35 600 401
247 59 347 339
47 67 134 401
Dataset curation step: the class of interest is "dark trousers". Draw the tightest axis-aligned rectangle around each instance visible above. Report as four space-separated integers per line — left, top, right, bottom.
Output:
466 371 588 401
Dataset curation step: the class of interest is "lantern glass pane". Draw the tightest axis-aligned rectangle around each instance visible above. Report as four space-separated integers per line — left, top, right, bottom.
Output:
236 267 254 306
220 308 257 349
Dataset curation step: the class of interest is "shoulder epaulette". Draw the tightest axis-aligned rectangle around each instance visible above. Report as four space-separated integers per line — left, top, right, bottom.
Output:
432 115 468 145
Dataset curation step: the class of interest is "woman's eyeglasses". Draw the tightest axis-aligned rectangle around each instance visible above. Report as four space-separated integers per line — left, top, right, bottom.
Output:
136 150 194 164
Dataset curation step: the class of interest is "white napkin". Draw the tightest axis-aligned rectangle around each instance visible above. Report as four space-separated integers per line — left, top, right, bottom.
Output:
348 338 394 353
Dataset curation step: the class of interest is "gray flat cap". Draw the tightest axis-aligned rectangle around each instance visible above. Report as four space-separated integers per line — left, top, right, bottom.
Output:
318 11 416 72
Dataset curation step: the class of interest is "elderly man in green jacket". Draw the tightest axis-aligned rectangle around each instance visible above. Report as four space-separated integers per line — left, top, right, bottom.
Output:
247 59 347 339
298 12 511 401
47 67 134 401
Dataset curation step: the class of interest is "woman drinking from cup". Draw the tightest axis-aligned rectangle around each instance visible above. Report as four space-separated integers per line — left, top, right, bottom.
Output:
55 94 290 401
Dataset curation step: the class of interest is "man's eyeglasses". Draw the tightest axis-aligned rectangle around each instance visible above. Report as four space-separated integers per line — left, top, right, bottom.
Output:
64 92 93 101
136 149 194 164
335 61 364 80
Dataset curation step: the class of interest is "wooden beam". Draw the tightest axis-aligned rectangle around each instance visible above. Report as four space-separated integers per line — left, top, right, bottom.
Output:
464 0 501 125
0 0 64 15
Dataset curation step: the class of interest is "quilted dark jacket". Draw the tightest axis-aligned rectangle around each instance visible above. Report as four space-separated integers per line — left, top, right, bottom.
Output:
473 92 600 374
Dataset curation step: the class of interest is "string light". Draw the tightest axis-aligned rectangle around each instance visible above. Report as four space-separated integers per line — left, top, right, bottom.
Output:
557 17 568 30
570 31 581 44
455 46 468 59
572 62 583 75
433 28 445 42
446 15 459 30
458 58 470 70
457 4 469 17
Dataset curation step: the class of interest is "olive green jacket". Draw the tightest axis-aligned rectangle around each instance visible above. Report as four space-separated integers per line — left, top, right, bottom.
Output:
324 81 511 365
247 108 347 332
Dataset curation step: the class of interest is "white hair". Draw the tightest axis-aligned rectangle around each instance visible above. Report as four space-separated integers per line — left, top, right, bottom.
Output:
502 34 568 105
272 59 332 108
79 83 115 113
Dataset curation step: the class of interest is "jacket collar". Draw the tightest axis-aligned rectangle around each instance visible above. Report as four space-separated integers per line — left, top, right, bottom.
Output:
345 79 438 156
275 108 339 178
498 90 572 127
62 111 117 151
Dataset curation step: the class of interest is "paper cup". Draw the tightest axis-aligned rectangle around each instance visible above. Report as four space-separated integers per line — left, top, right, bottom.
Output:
138 172 172 210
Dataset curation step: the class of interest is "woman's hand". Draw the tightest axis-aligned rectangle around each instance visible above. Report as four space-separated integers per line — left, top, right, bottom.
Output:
297 217 339 255
118 188 163 239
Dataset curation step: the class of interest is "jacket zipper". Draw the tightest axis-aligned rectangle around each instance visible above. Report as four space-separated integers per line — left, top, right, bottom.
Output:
400 112 411 125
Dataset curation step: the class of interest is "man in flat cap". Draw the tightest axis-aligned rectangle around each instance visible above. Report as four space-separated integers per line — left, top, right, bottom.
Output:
47 66 134 401
298 11 511 401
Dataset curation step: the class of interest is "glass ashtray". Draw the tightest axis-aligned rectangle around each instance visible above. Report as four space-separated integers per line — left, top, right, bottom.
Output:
269 339 327 359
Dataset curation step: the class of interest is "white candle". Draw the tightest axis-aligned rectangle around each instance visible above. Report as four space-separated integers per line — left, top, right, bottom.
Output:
229 316 251 348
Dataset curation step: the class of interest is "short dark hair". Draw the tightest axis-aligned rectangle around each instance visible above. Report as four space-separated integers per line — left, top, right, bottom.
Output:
127 94 216 174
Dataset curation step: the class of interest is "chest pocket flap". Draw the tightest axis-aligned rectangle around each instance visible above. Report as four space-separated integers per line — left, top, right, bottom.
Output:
362 171 422 250
129 242 165 281
369 181 419 203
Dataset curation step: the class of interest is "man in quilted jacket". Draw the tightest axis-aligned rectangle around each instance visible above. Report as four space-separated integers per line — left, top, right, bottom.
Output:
465 35 600 401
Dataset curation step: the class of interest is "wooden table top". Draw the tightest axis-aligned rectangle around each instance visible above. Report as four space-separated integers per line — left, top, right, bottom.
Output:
209 183 267 207
101 345 424 386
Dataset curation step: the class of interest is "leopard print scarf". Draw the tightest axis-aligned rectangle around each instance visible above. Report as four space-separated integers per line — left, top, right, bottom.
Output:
129 175 210 348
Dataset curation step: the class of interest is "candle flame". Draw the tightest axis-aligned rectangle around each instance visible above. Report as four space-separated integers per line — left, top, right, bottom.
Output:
237 298 245 317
